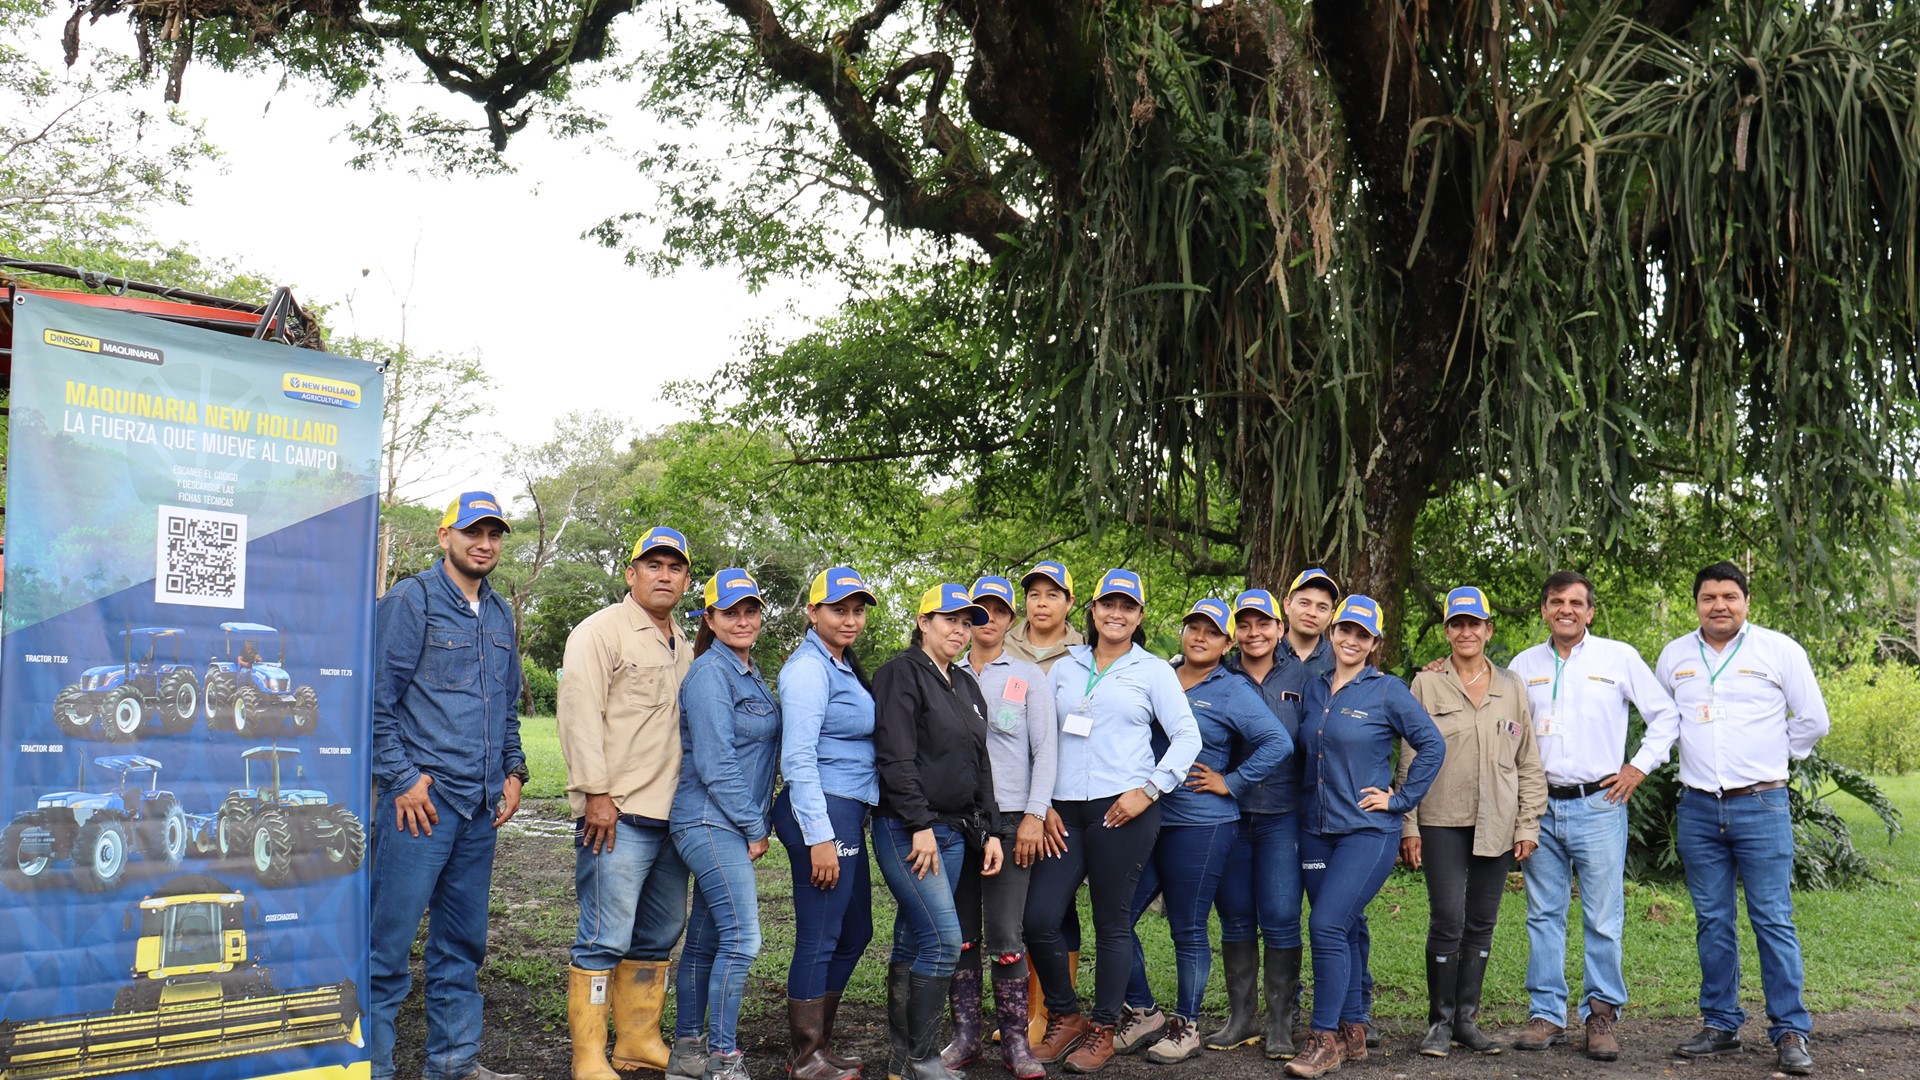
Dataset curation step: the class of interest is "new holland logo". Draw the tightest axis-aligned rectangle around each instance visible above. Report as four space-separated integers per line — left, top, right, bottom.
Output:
43 327 164 365
282 373 360 408
836 576 861 586
1452 596 1476 607
472 500 501 512
1106 577 1133 588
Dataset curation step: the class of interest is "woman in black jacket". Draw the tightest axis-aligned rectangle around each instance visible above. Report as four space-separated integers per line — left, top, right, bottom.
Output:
873 583 1006 1080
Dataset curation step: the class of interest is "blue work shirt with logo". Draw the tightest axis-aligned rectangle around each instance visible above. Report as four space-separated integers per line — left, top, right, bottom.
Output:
1159 663 1290 826
1050 644 1202 801
372 560 525 821
1299 665 1445 836
670 646 782 842
778 630 879 846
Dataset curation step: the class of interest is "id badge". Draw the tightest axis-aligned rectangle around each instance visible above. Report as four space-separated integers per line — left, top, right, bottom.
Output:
1694 700 1723 724
1535 705 1558 738
1063 713 1094 737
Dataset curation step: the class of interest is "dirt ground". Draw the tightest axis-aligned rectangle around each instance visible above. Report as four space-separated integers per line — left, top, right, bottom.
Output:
384 801 1920 1080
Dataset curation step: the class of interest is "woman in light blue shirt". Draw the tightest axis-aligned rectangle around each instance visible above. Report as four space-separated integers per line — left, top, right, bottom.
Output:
1023 569 1202 1074
772 567 881 1080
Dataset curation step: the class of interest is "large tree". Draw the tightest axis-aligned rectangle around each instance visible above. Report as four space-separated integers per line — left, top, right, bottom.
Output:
61 0 1920 633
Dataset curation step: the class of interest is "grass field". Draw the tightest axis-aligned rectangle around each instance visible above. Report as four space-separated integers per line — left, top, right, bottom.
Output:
509 715 1919 1024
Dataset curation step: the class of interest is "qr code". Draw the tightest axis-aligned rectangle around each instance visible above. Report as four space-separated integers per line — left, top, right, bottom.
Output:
154 505 248 609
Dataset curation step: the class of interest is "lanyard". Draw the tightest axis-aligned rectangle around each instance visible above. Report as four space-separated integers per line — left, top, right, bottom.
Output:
1551 650 1567 702
1086 654 1123 698
1698 633 1745 690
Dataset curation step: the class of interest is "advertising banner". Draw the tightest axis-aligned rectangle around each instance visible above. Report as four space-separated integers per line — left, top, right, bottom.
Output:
0 291 382 1080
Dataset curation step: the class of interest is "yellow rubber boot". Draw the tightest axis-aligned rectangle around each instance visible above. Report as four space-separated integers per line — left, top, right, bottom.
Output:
569 965 621 1080
611 959 673 1071
1027 950 1079 1044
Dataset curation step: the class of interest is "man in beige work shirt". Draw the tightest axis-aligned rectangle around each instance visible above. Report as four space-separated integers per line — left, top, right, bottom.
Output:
560 526 695 1080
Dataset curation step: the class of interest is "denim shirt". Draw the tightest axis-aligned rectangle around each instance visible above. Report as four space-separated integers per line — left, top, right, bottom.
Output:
372 561 525 821
1223 651 1309 815
1051 645 1202 801
778 630 879 846
1159 664 1291 827
670 647 781 842
1299 665 1445 837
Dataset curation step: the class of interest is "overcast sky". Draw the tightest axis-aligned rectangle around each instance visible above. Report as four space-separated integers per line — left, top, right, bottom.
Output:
21 9 873 505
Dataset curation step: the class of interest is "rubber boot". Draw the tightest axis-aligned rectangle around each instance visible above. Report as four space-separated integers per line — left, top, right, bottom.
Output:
567 965 621 1080
1262 947 1302 1060
1418 952 1457 1057
994 972 1046 1080
887 962 914 1080
906 972 966 1080
1027 950 1079 1044
1205 941 1264 1049
611 959 673 1072
790 996 861 1080
941 965 985 1068
822 990 864 1070
1453 950 1501 1053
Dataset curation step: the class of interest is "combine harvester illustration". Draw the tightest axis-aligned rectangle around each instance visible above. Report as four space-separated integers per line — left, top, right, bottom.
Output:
0 873 361 1079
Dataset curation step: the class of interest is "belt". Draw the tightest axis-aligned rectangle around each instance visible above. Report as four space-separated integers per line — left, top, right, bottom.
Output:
1547 777 1615 800
1689 779 1786 799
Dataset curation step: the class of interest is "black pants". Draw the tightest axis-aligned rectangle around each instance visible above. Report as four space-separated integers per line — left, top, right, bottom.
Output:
1420 824 1514 956
955 822 1034 975
1024 796 1162 1025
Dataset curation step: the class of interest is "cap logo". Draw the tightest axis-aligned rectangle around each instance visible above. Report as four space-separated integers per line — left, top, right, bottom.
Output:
1346 604 1375 617
1107 577 1132 588
1452 596 1474 607
836 576 861 586
650 534 683 550
472 500 500 512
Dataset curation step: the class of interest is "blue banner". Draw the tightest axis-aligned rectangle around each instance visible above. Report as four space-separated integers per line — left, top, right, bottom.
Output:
0 291 382 1080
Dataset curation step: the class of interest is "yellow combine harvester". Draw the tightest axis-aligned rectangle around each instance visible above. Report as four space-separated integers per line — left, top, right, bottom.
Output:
0 874 361 1079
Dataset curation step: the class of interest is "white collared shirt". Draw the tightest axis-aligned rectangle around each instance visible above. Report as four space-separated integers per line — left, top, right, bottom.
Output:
1634 623 1829 791
1508 634 1680 786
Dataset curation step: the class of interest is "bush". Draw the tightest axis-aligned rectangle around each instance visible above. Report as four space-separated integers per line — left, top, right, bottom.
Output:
1820 660 1920 774
523 663 558 715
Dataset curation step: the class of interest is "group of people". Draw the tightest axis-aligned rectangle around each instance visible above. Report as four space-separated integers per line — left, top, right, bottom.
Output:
365 490 1832 1080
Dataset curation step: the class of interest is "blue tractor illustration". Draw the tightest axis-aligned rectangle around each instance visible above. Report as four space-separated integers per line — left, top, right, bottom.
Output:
51 628 201 741
215 746 364 886
202 623 320 738
0 755 189 893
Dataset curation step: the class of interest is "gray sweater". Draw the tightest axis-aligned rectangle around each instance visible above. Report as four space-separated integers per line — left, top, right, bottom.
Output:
965 649 1058 818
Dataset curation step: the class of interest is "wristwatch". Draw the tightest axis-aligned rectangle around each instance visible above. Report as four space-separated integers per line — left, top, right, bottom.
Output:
1140 784 1162 802
507 765 530 786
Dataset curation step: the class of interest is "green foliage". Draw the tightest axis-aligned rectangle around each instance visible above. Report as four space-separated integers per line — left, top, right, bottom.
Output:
1821 660 1920 775
521 663 558 715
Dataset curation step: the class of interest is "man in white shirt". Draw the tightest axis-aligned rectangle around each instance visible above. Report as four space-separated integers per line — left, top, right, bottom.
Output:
1503 570 1679 1061
1623 562 1824 1076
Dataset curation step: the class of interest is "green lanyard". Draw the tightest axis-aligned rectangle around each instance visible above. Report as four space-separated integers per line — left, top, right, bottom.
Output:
1551 649 1568 702
1086 655 1121 699
1697 633 1745 692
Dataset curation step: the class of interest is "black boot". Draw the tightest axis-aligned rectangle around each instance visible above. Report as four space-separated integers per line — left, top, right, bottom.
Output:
1452 949 1501 1054
887 962 914 1080
1205 941 1264 1049
1262 947 1302 1060
907 972 966 1080
1418 952 1457 1057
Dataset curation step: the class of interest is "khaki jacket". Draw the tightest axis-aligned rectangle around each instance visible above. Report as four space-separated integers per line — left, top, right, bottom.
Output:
1400 658 1547 855
557 594 692 819
1004 621 1085 674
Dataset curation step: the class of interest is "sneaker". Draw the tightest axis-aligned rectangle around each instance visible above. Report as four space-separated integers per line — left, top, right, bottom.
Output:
1776 1032 1813 1076
1112 1006 1167 1055
1513 1017 1565 1051
1584 1000 1620 1061
1143 1016 1201 1064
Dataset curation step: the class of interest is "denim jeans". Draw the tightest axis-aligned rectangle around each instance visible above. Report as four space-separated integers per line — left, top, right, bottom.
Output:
873 817 968 976
1124 821 1238 1019
1215 811 1303 947
774 788 874 997
572 816 691 970
1676 787 1811 1041
1025 796 1162 1025
1523 792 1629 1023
673 824 763 1052
1299 829 1398 1032
369 783 497 1080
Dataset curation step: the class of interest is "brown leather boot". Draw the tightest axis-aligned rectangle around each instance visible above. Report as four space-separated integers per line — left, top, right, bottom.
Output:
1283 1030 1344 1078
1063 1022 1115 1073
1032 1010 1092 1064
1513 1016 1566 1051
789 996 860 1080
610 959 673 1071
1584 1000 1620 1061
1338 1021 1369 1063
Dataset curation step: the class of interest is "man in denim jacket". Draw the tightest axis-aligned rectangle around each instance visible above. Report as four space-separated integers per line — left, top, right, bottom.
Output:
370 491 528 1080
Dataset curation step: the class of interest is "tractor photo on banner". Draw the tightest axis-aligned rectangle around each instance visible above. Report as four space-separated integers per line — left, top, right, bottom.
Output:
0 286 383 1080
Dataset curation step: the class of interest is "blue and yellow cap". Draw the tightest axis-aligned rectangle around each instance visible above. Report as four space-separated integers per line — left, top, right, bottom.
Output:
1092 568 1145 605
703 568 762 611
920 583 988 626
1232 589 1279 620
1286 567 1339 598
630 525 689 564
1332 594 1383 637
809 566 879 606
970 576 1017 613
1185 598 1235 637
442 491 511 531
1444 586 1493 621
1020 560 1075 596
